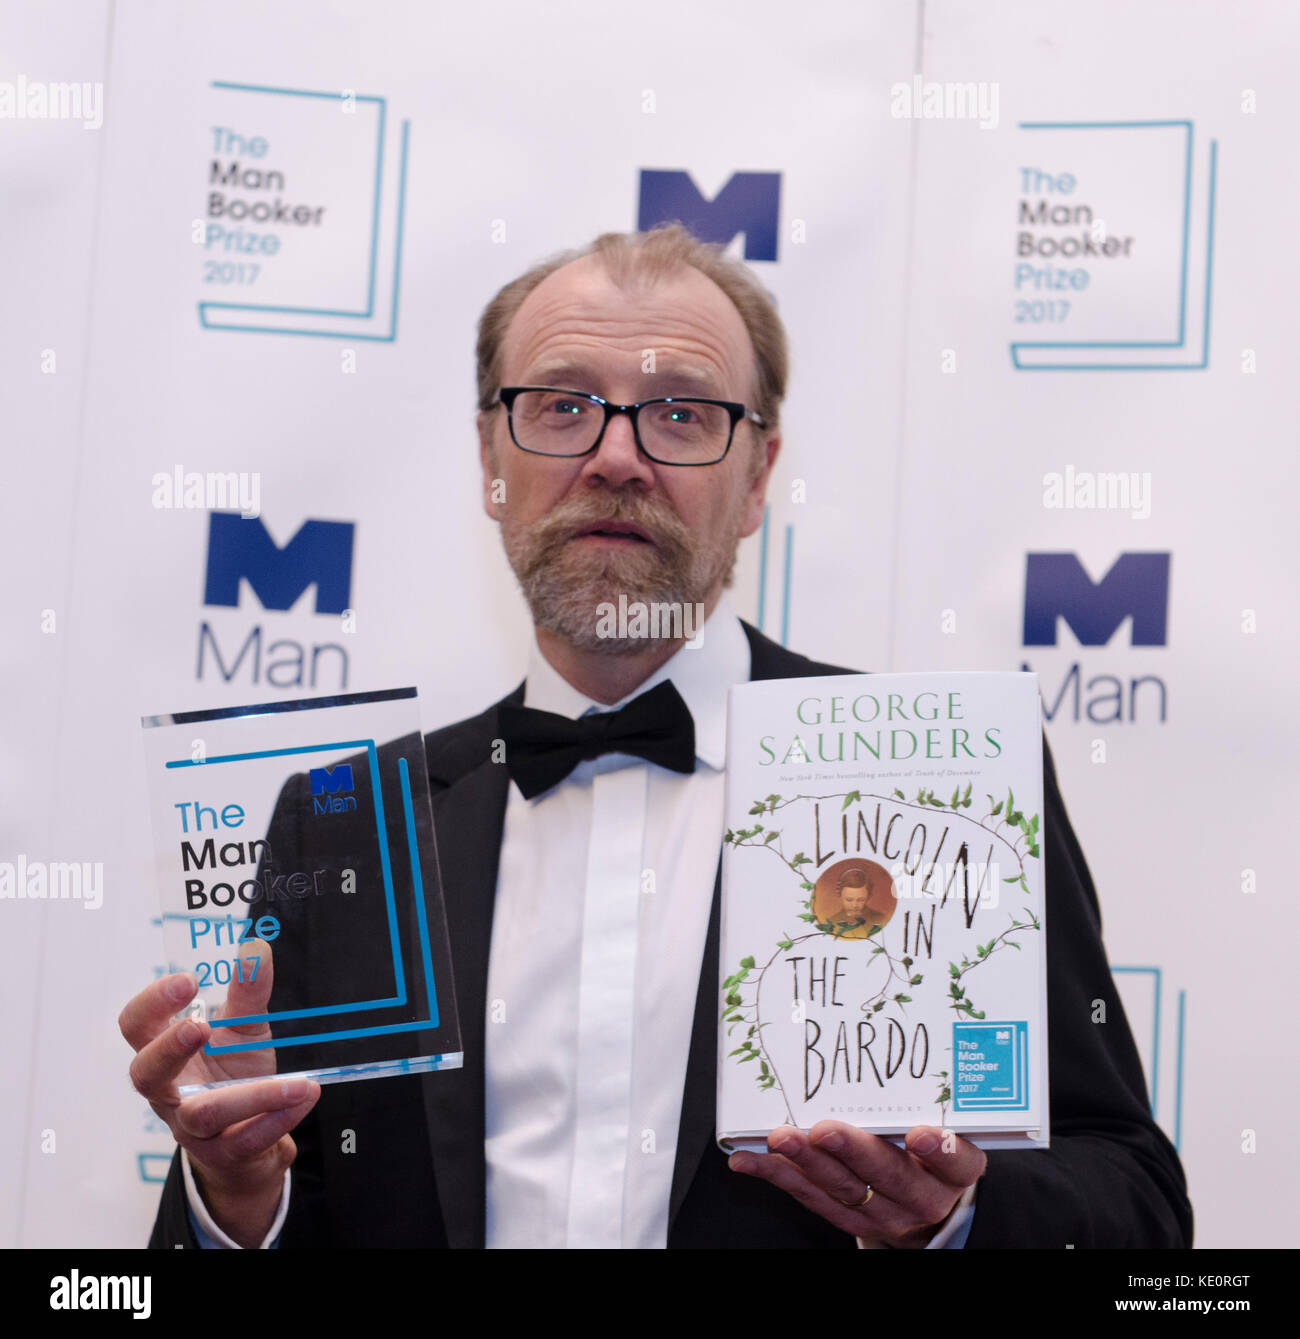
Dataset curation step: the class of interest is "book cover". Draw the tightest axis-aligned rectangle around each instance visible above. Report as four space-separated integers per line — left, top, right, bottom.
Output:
717 671 1049 1152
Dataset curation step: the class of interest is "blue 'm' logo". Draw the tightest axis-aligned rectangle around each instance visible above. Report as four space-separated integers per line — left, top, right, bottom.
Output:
204 513 354 614
310 764 354 796
638 170 780 261
1023 552 1170 647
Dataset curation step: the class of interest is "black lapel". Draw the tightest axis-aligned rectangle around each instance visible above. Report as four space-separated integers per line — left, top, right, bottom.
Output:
667 621 857 1235
419 683 523 1249
741 619 857 683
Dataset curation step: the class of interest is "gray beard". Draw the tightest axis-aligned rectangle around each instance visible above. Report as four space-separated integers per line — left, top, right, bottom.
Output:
500 500 739 655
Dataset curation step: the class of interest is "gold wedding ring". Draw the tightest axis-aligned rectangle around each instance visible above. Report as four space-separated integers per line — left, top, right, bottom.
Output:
838 1184 874 1208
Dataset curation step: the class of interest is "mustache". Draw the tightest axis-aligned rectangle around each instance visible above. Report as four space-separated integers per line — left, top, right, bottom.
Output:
526 490 691 555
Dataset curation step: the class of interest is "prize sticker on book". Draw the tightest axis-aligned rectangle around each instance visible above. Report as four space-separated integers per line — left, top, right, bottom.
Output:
716 671 1049 1152
952 1021 1030 1111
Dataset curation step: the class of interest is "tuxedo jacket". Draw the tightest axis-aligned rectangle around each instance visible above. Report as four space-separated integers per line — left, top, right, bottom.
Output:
151 621 1192 1249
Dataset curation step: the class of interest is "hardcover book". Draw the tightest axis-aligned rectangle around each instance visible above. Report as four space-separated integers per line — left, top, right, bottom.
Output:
717 671 1049 1152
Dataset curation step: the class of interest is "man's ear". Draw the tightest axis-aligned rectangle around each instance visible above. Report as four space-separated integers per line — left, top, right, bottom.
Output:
478 410 503 521
738 430 781 539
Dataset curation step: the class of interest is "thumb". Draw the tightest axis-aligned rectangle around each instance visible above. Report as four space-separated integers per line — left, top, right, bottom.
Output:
213 937 275 1033
905 1125 986 1188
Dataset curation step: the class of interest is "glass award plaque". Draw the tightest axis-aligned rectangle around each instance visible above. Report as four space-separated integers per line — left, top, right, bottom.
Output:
140 687 462 1094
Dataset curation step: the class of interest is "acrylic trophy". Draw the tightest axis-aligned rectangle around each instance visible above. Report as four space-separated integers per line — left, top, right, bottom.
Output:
140 688 462 1094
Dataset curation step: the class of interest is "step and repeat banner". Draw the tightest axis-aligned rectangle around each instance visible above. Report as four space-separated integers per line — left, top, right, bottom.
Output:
2 0 1294 1248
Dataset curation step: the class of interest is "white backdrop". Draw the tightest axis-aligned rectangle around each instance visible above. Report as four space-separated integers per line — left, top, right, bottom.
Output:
2 0 1294 1248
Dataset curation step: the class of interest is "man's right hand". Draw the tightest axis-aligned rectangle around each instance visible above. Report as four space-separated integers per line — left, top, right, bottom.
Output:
119 940 321 1248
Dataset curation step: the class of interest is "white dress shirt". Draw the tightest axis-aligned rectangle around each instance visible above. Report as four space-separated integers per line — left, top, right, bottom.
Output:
184 594 975 1248
483 597 745 1248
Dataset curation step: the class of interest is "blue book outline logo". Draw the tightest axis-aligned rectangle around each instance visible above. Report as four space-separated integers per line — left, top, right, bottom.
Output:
1011 120 1218 371
198 82 410 342
163 744 440 1051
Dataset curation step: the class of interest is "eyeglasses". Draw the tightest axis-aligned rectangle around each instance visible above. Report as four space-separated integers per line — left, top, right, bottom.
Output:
492 386 766 467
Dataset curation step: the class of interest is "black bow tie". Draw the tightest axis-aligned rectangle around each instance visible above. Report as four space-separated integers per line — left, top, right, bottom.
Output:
498 679 696 799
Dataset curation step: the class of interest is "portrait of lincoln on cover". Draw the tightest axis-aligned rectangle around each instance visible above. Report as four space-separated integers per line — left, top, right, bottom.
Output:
812 860 897 939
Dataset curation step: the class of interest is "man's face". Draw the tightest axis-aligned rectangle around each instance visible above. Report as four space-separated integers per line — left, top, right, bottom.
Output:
841 884 870 922
479 254 779 652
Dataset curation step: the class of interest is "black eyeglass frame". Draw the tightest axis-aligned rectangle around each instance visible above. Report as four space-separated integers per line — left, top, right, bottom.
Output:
491 386 766 466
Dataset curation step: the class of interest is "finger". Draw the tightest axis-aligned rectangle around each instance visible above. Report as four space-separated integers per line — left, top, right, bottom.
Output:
184 1091 320 1175
765 1125 881 1210
128 1015 208 1105
118 973 198 1051
728 1148 916 1240
904 1125 987 1190
210 939 274 1035
175 1077 319 1142
806 1121 961 1224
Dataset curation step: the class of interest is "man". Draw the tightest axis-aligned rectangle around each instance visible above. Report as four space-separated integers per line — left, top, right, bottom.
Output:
125 223 1192 1249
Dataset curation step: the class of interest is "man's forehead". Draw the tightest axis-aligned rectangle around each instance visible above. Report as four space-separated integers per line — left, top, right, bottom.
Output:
526 355 728 398
501 255 754 395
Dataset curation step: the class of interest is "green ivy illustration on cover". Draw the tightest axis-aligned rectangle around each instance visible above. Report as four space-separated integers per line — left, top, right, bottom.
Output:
722 784 1040 1122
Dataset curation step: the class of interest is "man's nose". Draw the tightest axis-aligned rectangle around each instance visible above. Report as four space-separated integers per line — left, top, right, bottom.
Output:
579 408 656 488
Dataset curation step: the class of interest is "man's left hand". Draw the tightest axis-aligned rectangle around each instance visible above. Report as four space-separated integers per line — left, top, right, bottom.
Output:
727 1121 986 1248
